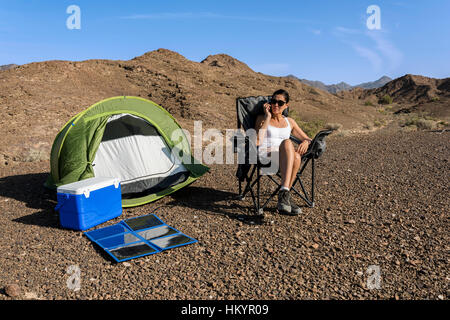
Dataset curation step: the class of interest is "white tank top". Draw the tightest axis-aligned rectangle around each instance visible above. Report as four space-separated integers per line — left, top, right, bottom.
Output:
259 117 292 152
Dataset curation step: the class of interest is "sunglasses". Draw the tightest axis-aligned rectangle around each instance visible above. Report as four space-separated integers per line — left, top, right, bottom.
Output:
270 99 286 107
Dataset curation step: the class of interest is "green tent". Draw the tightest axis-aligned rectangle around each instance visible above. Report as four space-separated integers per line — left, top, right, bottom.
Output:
45 96 209 207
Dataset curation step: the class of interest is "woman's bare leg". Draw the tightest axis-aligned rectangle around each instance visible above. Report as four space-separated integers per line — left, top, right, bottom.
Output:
279 139 295 188
289 153 301 188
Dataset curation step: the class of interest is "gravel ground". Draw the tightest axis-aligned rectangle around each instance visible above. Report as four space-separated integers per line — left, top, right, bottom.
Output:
0 128 448 300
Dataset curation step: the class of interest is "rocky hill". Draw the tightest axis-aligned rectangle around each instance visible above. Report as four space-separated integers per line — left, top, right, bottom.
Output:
0 64 18 71
0 49 383 165
356 76 392 89
338 74 450 119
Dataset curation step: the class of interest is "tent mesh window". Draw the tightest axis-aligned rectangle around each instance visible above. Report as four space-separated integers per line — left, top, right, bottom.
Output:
92 114 190 199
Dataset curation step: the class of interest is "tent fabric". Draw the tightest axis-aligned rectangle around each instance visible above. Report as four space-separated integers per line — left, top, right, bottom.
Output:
45 96 209 207
92 113 189 195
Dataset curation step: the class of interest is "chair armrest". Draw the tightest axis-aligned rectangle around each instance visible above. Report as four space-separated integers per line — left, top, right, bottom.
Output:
289 135 302 145
303 130 333 159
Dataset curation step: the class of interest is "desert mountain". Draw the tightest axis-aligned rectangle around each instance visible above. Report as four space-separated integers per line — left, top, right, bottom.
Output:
0 49 447 164
288 75 392 93
291 78 352 94
356 76 392 89
338 74 450 119
0 64 18 71
369 74 448 102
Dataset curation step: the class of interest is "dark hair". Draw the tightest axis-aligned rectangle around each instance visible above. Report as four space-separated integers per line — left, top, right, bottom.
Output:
272 89 289 103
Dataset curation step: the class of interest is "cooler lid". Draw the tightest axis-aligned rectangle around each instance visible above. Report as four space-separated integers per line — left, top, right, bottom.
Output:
57 177 120 195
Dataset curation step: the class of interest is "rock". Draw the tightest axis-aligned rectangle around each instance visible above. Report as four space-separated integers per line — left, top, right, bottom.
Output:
409 259 422 266
4 284 21 298
306 242 320 250
24 292 39 300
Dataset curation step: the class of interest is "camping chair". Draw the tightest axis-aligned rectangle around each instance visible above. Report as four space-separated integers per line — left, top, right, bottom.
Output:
233 96 332 216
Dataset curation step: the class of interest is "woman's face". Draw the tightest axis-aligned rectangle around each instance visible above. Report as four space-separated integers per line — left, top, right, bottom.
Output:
270 94 288 116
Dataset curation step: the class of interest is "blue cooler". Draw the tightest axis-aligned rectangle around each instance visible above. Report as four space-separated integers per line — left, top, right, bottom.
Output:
56 177 122 231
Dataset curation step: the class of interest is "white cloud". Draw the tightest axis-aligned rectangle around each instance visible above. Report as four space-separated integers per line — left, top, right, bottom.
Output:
334 26 362 35
333 26 403 72
367 31 403 70
352 45 383 71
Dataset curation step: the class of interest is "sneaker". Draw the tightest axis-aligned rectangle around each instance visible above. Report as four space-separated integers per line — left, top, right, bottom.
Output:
277 190 291 214
289 198 302 215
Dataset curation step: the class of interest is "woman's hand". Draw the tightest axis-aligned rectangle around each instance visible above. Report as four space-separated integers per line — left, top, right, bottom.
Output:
296 140 310 156
263 103 272 119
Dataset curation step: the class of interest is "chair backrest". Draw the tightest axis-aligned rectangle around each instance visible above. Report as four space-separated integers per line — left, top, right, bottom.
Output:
236 96 289 131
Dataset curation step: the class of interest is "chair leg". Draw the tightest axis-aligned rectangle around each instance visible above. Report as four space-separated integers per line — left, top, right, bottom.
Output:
238 179 242 198
256 166 262 215
261 182 281 211
290 157 315 208
292 177 313 207
240 165 256 199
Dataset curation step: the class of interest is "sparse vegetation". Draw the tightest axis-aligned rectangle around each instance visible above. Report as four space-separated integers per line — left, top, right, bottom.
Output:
363 123 373 130
324 123 343 131
379 94 393 105
416 118 437 130
431 96 440 102
298 119 326 137
401 114 441 130
364 101 374 106
373 118 386 127
377 107 387 115
290 110 326 137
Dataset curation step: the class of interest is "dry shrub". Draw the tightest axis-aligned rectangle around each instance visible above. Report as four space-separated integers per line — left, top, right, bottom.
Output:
402 115 438 130
415 118 437 130
325 123 343 131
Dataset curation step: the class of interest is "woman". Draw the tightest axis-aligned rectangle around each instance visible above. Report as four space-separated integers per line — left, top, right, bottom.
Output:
255 89 312 215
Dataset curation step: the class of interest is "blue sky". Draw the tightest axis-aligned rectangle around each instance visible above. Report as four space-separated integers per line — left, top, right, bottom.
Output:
0 0 449 85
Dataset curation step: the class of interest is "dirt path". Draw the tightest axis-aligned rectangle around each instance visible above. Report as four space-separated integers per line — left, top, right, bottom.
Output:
0 128 448 300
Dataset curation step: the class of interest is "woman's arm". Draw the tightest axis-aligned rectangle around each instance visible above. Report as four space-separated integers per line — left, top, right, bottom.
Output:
288 117 312 142
255 103 272 146
288 117 312 155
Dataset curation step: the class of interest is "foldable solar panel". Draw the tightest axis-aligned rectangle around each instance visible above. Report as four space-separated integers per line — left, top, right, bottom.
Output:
84 214 197 262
